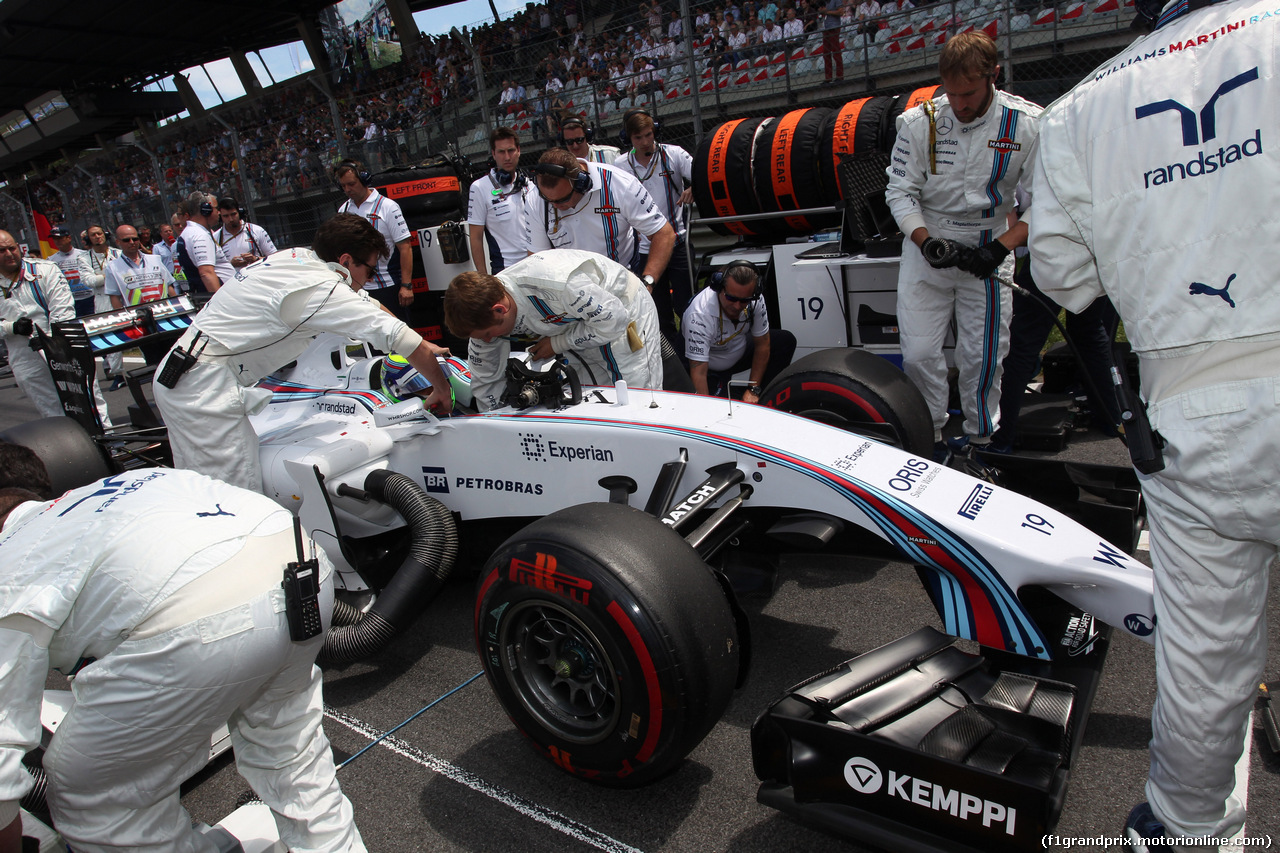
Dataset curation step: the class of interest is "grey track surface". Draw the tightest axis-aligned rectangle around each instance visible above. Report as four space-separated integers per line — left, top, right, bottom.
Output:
4 359 1277 853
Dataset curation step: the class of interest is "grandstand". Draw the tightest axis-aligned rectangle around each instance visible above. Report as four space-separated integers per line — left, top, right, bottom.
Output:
0 0 1140 251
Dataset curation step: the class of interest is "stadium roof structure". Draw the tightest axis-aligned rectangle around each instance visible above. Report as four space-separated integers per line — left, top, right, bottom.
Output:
0 0 346 173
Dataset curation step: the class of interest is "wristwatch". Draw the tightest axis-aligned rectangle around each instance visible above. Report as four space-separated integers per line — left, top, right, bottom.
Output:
748 383 763 395
642 274 656 288
399 283 412 290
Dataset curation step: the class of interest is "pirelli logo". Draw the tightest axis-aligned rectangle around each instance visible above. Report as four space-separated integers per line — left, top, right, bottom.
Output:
988 138 1021 152
508 552 593 605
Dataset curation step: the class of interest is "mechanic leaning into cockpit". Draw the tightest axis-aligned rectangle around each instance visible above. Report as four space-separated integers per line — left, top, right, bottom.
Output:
444 248 664 411
0 442 365 853
153 213 451 492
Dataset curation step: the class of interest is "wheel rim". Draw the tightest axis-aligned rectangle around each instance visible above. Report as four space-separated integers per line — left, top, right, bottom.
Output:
499 599 621 744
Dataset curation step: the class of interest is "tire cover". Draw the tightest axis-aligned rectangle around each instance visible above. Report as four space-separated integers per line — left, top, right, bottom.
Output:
693 117 773 239
823 98 873 199
754 108 839 234
371 161 463 229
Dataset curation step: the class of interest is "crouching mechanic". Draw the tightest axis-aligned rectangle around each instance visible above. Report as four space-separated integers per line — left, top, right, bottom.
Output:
444 249 663 411
0 443 365 853
885 32 1041 462
683 260 796 403
154 213 451 492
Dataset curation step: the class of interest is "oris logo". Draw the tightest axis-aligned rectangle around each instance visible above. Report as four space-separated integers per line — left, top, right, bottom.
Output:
844 757 883 794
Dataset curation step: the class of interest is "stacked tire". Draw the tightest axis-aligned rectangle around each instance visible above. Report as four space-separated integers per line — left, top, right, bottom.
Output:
369 156 465 342
692 86 940 240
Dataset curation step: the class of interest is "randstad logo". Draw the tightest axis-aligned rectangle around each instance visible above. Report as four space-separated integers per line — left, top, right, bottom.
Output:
1137 67 1262 188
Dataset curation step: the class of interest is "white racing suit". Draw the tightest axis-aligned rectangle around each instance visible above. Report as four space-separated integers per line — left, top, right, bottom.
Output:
1029 0 1278 846
467 249 664 411
153 249 423 491
1 258 111 426
886 89 1042 441
0 469 365 853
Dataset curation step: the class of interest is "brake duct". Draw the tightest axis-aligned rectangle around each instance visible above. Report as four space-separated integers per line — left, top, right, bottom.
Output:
320 470 458 664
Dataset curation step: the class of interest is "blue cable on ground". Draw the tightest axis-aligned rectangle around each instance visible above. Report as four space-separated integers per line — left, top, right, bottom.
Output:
336 671 484 770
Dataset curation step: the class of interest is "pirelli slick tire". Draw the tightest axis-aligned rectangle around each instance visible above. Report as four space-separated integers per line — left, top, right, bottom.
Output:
475 502 739 788
760 348 933 457
0 416 113 494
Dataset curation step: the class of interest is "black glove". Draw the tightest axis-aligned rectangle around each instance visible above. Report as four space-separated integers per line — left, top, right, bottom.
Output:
920 237 970 270
958 240 1011 279
4 317 33 337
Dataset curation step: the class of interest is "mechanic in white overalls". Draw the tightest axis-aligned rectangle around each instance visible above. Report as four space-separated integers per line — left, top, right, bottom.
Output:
153 214 451 492
443 249 663 411
0 447 365 853
466 126 534 274
0 231 111 428
1030 0 1277 847
523 147 675 290
885 32 1042 463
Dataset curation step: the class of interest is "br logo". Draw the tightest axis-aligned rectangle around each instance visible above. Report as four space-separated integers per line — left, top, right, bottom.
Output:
843 756 883 794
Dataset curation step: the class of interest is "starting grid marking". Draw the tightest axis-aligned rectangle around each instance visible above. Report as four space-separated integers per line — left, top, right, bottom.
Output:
323 707 644 853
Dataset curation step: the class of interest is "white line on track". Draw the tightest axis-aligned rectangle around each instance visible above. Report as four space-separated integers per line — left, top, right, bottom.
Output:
324 707 644 853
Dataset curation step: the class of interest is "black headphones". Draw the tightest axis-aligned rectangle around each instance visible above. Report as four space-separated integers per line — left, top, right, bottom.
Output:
557 117 595 146
334 159 372 188
618 107 661 149
710 260 763 299
199 200 214 217
531 162 593 195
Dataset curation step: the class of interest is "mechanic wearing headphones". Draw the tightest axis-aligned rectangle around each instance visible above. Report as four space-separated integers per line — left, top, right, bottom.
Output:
0 443 366 853
154 214 451 492
885 32 1042 465
558 115 621 165
614 109 696 350
524 147 676 292
176 192 236 295
444 249 663 411
1030 0 1277 847
334 159 417 322
215 197 278 269
466 127 533 274
682 261 796 403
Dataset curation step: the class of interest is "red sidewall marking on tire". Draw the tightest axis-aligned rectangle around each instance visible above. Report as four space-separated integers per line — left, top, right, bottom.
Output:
799 381 886 422
475 567 500 651
606 599 662 762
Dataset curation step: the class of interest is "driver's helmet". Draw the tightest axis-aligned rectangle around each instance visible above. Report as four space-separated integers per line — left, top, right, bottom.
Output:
380 354 433 402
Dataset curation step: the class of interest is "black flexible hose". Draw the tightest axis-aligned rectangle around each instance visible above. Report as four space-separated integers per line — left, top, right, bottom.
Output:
319 471 458 665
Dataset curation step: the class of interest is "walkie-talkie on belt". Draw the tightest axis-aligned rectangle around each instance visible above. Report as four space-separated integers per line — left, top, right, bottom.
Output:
283 516 323 641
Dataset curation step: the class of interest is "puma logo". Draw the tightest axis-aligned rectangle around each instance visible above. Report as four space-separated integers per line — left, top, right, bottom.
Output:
1189 273 1236 308
196 504 235 518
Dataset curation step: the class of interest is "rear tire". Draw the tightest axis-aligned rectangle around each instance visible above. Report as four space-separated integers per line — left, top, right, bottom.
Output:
760 349 934 457
0 417 113 494
475 503 739 787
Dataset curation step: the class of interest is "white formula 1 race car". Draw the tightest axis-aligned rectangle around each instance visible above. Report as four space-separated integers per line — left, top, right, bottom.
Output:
9 334 1153 853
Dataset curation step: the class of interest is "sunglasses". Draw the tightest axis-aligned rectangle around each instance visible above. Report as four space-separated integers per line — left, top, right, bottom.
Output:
722 292 755 304
539 185 577 205
119 237 140 243
563 136 588 146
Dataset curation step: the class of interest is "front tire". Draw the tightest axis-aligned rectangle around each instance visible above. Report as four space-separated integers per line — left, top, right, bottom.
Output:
760 348 934 457
475 502 739 787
